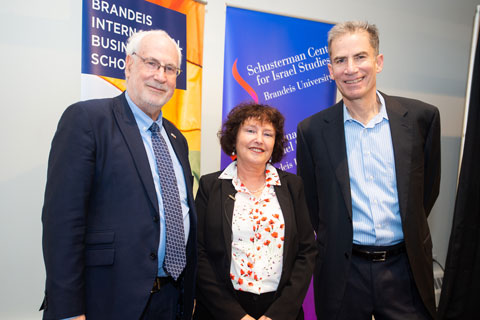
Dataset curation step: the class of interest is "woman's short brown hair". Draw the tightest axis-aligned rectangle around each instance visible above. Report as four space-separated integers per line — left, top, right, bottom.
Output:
219 102 287 164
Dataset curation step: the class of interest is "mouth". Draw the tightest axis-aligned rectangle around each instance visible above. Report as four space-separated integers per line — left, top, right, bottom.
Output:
146 83 167 93
344 77 364 84
249 147 264 153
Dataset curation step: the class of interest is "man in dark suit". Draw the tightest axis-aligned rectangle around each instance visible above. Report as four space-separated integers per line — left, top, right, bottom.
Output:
297 21 440 320
41 29 196 320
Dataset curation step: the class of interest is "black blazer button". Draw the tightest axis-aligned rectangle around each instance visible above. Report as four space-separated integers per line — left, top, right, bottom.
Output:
153 215 159 222
150 252 157 260
344 252 350 259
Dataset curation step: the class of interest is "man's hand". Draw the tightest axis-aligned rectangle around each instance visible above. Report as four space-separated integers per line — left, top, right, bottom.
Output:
241 315 256 320
258 316 272 320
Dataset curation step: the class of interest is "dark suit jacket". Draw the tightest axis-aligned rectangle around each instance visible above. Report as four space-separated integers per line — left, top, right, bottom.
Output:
195 169 316 320
41 93 197 320
297 92 441 319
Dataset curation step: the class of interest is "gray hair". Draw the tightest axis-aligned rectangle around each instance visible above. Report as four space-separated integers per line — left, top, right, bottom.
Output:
328 21 379 56
125 29 182 68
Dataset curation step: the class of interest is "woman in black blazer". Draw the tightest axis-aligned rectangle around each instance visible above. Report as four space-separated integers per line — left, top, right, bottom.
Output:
194 103 316 320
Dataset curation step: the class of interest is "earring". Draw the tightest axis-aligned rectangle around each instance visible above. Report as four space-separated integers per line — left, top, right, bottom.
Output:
230 148 237 161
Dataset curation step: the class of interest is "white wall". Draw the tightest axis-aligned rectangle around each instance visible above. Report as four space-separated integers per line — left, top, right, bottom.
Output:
0 1 82 319
0 0 475 318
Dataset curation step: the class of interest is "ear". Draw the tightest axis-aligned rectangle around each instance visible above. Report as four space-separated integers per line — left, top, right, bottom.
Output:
125 55 133 80
327 63 335 80
375 53 384 73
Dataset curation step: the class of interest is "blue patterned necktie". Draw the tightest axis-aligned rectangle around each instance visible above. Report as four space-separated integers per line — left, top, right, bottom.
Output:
149 122 186 280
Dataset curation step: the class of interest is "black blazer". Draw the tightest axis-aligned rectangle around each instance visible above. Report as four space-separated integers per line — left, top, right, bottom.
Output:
195 168 316 320
41 93 197 320
296 92 441 319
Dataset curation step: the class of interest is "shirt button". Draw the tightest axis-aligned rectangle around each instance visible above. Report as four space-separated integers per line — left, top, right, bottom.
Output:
150 252 157 260
369 176 374 180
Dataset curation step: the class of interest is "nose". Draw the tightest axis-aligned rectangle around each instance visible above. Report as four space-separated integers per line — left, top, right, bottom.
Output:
152 67 167 82
253 131 264 144
345 58 358 74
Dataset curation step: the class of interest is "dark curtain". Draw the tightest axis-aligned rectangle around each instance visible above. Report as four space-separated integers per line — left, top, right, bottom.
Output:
438 17 480 320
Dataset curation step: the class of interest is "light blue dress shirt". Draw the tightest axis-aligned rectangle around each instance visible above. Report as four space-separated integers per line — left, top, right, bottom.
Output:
344 92 404 246
126 92 190 277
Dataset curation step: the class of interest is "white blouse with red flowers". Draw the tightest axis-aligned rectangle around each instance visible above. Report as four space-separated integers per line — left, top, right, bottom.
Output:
219 162 285 295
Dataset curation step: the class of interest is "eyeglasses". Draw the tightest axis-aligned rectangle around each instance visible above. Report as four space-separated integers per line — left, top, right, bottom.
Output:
132 53 182 77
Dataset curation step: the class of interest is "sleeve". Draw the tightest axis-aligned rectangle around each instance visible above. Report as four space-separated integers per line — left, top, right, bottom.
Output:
296 122 319 231
423 106 441 216
41 103 96 319
195 176 247 320
264 176 317 320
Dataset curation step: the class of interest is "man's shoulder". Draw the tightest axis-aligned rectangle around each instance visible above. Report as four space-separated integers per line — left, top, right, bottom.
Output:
65 93 124 117
56 95 120 128
382 92 439 114
298 101 342 130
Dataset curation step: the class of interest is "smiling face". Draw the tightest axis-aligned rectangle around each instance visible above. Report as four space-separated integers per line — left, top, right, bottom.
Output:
125 33 179 120
235 118 275 170
328 30 383 105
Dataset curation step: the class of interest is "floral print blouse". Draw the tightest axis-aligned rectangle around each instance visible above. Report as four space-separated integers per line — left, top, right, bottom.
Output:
219 162 285 294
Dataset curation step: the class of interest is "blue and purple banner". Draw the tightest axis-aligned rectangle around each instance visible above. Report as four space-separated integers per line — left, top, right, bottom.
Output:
221 7 336 175
82 0 187 89
222 7 336 318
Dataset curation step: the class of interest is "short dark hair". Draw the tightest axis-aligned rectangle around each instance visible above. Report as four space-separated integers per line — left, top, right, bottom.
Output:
219 102 287 164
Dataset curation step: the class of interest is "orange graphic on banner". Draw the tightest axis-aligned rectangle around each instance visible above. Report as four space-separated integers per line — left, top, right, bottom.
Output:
232 58 259 103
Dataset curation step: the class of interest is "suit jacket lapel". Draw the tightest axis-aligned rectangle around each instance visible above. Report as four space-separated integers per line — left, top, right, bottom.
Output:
163 120 191 184
113 93 159 213
274 173 293 268
323 102 353 218
383 93 412 221
221 179 236 263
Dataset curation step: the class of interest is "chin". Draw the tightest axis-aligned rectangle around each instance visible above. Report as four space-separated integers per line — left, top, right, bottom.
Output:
341 90 366 101
145 97 168 109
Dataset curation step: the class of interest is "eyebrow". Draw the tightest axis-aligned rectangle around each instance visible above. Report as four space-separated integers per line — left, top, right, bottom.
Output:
333 51 369 61
354 51 369 56
144 56 176 66
243 124 273 130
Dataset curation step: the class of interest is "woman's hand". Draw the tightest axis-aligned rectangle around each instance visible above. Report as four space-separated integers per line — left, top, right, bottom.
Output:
241 315 256 320
258 316 272 320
